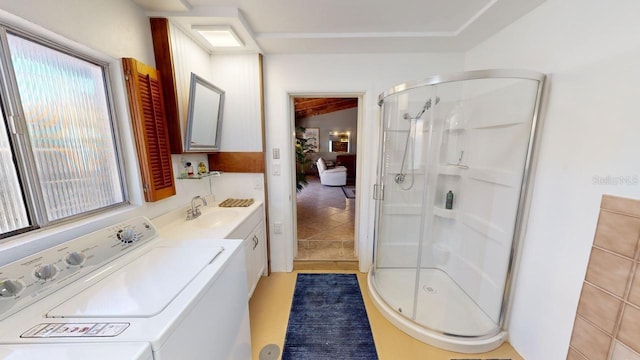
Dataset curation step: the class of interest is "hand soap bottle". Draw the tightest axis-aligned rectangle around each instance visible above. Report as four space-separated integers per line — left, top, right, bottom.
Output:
445 190 454 210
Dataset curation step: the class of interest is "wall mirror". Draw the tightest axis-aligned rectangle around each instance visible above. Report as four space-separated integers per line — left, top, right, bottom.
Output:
329 131 350 152
184 73 225 152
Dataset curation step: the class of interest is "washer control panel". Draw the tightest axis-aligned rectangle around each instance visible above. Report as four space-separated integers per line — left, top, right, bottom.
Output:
0 217 157 320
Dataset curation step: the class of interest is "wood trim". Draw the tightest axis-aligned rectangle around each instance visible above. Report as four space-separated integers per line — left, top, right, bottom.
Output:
122 57 176 202
150 17 183 154
258 53 271 274
208 152 265 173
259 54 266 154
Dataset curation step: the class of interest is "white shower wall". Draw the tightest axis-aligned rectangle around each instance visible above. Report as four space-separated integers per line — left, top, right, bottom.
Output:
437 79 539 322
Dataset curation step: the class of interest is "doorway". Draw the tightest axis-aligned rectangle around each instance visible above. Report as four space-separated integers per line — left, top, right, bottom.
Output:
291 95 360 266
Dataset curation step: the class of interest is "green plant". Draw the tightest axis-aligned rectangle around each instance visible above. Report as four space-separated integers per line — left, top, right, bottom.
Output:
295 126 316 192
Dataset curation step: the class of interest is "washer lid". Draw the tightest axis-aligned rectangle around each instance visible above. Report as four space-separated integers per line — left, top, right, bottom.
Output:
47 245 224 318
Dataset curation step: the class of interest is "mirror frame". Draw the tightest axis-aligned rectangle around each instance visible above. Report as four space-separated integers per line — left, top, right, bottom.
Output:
184 72 225 152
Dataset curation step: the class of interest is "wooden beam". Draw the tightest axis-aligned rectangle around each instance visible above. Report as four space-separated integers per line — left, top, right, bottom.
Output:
294 97 358 119
208 152 265 173
150 18 183 154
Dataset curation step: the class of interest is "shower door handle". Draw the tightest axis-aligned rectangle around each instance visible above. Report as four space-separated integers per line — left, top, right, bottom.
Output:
373 184 384 200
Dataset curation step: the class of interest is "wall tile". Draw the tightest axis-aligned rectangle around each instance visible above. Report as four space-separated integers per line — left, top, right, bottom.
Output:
602 195 640 218
567 347 588 360
570 316 612 360
611 341 640 360
585 248 633 297
593 211 640 258
571 196 640 360
629 267 640 307
618 305 640 354
577 283 622 334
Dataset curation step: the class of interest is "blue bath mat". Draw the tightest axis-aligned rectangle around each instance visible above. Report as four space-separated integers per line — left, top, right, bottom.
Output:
282 273 378 360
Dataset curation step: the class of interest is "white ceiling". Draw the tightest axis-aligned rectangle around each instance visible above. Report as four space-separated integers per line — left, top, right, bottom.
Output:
133 0 546 54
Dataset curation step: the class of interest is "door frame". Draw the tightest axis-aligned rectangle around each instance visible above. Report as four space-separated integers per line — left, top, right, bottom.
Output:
288 92 365 263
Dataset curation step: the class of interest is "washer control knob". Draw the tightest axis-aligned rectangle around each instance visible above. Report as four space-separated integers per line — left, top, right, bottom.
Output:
117 228 137 244
34 264 57 281
0 280 23 298
65 251 86 266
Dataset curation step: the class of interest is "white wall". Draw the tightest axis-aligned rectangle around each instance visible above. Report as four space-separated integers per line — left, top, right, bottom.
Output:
211 54 263 151
263 53 464 272
168 22 213 144
297 107 358 164
0 1 155 65
464 1 640 358
0 2 226 264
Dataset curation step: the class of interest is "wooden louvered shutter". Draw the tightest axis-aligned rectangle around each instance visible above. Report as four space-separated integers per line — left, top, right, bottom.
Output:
122 58 176 202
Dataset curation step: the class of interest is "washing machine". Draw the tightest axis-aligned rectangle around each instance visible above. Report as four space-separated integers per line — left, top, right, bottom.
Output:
0 343 153 360
0 216 251 359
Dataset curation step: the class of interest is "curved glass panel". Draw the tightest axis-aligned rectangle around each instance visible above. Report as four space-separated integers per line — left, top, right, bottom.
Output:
371 70 544 351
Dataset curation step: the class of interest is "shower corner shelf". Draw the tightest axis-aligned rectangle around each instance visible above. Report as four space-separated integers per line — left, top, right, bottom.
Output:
433 207 457 219
438 165 463 176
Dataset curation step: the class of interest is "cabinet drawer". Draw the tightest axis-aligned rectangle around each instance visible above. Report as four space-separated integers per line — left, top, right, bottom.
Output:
227 204 264 239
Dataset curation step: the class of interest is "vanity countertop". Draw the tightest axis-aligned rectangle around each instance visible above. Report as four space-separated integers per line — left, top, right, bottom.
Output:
153 200 264 241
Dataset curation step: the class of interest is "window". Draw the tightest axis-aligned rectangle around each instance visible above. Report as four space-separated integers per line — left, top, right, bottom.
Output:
0 28 126 238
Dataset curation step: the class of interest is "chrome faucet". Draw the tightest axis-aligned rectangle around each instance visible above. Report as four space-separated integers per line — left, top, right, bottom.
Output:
186 195 208 220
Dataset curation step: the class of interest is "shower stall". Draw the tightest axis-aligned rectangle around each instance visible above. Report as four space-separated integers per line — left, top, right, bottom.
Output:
368 69 545 353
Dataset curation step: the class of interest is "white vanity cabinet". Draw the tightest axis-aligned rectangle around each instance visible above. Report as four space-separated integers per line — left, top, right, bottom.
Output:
227 204 267 298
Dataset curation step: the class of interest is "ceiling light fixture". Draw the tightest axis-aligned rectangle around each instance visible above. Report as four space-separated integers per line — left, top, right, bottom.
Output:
192 25 244 48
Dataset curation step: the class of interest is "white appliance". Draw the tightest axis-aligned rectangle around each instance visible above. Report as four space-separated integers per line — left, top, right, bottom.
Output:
0 343 153 360
0 217 251 359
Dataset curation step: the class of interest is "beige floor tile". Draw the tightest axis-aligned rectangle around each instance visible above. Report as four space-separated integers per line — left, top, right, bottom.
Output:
293 261 359 271
295 176 356 261
296 226 316 239
308 240 342 249
249 271 523 360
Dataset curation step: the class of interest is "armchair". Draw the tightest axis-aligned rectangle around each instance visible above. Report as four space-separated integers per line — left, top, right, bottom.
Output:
316 158 347 186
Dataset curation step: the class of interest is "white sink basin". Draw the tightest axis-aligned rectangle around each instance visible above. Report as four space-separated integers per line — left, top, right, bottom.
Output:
192 208 241 229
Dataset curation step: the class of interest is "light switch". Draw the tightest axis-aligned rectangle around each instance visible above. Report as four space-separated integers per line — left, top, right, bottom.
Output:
272 148 280 159
273 222 283 234
272 164 280 176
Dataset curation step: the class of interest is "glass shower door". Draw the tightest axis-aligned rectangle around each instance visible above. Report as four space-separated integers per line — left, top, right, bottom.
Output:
373 85 437 320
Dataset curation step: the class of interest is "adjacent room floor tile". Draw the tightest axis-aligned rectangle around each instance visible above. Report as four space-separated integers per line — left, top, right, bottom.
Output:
295 176 356 261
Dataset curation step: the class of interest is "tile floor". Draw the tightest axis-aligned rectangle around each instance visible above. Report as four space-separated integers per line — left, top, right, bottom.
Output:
249 269 524 360
295 176 357 261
